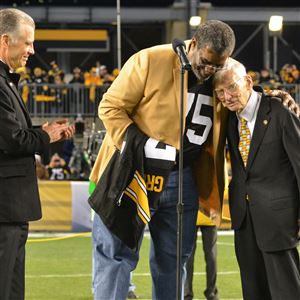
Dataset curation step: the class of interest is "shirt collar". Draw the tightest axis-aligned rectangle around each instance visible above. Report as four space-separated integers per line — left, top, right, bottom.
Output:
0 60 20 87
237 89 259 122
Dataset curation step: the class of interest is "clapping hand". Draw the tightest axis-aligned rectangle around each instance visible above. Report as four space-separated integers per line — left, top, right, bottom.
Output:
42 119 75 143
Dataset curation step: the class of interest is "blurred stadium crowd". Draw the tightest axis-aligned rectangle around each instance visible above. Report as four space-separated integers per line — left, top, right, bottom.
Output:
17 60 120 117
24 60 299 182
18 60 300 119
247 63 300 98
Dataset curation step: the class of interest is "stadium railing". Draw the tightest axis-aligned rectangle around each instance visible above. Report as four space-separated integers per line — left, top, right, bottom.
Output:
20 83 300 118
20 83 109 118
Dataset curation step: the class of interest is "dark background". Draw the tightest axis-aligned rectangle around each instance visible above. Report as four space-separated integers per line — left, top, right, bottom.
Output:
1 0 299 73
1 0 299 7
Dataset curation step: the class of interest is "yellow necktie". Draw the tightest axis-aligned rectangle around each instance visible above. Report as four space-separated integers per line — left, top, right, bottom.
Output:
238 118 251 166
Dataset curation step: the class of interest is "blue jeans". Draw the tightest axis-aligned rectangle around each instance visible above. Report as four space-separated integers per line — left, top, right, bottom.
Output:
92 166 198 300
128 272 136 292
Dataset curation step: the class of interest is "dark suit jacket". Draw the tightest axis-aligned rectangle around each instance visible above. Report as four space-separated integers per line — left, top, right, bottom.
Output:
0 62 50 222
227 87 300 252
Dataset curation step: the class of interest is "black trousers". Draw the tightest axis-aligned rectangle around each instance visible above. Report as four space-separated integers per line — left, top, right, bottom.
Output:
184 225 218 300
235 204 300 300
0 223 28 300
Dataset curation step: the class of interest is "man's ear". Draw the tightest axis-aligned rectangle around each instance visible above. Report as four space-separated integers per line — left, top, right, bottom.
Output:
245 75 253 90
188 38 197 52
0 34 9 48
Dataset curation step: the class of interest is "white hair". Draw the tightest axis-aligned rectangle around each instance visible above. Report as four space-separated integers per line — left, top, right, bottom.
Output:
213 58 247 84
0 8 35 42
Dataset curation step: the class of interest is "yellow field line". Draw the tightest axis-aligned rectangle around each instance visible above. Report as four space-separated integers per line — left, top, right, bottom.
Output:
28 232 91 243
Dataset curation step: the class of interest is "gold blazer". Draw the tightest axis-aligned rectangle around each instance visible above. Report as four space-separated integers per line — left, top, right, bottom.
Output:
90 42 230 225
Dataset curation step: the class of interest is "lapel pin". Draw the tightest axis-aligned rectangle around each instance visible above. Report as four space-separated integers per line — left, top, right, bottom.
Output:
9 82 13 87
263 120 268 125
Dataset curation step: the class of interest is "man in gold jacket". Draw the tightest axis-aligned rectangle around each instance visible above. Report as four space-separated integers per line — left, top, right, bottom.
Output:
90 20 234 300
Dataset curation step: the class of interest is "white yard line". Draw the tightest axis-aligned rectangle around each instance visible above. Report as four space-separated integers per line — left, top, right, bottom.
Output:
26 271 239 279
28 232 91 238
26 273 91 278
28 230 234 238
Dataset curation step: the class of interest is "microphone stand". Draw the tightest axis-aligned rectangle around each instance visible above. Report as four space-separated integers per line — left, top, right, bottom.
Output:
176 63 190 300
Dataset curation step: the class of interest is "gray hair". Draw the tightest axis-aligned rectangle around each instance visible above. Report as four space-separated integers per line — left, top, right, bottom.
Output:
193 20 235 56
213 59 247 85
0 8 35 40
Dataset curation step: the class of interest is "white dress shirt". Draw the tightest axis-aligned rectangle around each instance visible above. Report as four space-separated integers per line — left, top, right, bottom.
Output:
237 90 262 137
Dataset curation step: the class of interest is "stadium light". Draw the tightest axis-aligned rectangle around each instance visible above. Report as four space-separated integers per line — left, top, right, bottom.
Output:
269 15 283 32
268 16 283 74
189 16 201 27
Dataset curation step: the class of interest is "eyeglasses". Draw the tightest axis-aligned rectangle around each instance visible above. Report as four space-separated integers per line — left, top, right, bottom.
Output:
214 77 244 99
195 54 226 73
196 63 224 73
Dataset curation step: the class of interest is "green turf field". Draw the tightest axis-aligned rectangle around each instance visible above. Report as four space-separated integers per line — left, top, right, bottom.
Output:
25 233 299 300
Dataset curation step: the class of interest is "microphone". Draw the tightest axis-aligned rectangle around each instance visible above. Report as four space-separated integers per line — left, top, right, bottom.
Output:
172 38 192 71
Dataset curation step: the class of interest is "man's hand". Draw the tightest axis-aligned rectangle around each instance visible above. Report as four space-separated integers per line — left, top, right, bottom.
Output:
54 119 75 140
265 89 300 117
42 119 75 143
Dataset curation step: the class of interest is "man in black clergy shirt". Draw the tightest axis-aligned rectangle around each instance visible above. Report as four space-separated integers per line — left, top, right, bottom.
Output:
0 8 74 300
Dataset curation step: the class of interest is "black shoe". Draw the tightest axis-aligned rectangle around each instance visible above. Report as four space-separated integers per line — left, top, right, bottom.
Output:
127 290 139 299
205 288 219 300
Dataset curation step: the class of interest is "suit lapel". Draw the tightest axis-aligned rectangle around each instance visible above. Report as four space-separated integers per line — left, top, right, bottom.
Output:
0 62 32 127
228 111 244 166
5 77 32 127
246 95 271 171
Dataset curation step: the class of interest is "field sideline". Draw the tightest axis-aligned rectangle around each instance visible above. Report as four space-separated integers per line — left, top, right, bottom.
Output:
25 231 299 300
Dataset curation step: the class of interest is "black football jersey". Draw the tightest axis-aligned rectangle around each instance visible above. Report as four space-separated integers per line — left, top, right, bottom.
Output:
176 72 214 167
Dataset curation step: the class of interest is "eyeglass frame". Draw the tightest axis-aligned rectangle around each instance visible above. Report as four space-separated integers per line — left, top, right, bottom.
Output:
214 76 245 99
195 51 227 73
196 63 225 73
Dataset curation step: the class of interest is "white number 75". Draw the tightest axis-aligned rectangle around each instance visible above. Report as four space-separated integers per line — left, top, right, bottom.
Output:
186 93 213 146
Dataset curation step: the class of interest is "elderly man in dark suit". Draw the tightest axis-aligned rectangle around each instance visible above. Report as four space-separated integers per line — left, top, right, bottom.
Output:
0 8 74 300
213 61 300 299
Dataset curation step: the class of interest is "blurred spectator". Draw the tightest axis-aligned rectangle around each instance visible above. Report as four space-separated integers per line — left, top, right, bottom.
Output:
47 153 70 180
259 68 280 90
95 60 102 77
32 67 47 84
70 67 84 84
48 61 64 83
279 64 300 98
35 154 49 180
280 64 300 84
259 68 272 84
112 68 120 78
68 67 84 113
84 67 103 102
32 67 51 103
247 70 260 85
50 74 67 113
99 65 115 85
16 67 31 104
